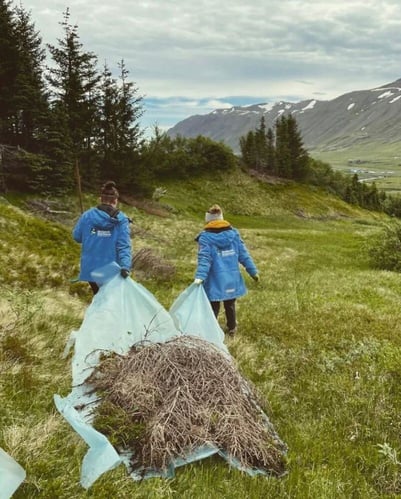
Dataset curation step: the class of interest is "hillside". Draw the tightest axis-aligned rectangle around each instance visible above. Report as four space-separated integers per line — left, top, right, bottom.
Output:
2 174 401 498
167 78 401 156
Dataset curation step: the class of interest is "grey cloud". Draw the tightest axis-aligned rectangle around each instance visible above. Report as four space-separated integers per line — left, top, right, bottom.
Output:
22 0 401 128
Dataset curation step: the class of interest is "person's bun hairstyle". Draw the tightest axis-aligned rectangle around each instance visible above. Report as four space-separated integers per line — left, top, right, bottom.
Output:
101 180 119 202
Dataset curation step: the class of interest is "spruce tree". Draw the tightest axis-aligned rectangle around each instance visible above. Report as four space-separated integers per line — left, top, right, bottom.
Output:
239 130 257 168
113 60 144 188
116 59 143 151
46 9 101 182
97 59 144 188
12 4 48 151
40 102 74 192
275 115 292 178
286 114 309 180
254 116 267 170
346 173 362 204
98 63 118 160
0 0 19 143
265 127 276 174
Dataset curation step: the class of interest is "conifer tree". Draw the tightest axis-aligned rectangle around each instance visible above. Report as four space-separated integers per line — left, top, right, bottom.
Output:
40 102 74 192
12 4 48 151
345 173 362 204
275 115 292 178
98 63 118 159
265 127 276 174
116 59 143 152
0 0 19 143
254 115 267 170
286 114 309 180
97 59 144 187
239 130 256 167
46 9 101 181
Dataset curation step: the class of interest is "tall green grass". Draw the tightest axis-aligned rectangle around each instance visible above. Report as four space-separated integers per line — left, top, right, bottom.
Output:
1 174 400 498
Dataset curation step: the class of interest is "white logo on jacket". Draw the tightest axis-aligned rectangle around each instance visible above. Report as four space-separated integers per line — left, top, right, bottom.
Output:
221 249 235 257
96 229 112 237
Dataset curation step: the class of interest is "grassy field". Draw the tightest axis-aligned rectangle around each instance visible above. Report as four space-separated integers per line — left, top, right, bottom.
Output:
1 171 401 498
311 143 401 194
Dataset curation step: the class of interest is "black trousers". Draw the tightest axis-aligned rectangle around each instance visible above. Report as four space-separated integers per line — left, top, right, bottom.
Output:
89 281 99 295
210 299 236 330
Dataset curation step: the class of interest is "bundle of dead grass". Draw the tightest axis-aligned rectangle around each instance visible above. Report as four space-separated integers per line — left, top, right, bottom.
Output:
87 335 287 476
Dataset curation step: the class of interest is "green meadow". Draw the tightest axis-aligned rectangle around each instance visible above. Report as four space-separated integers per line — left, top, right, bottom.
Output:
2 170 401 498
311 143 401 194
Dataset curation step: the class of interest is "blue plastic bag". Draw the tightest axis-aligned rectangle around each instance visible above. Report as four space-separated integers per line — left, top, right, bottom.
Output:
55 276 181 487
69 275 180 388
55 279 285 487
170 283 228 354
0 448 26 498
53 396 121 489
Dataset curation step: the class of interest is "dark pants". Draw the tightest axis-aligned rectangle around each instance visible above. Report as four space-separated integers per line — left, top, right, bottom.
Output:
89 281 99 295
210 299 236 330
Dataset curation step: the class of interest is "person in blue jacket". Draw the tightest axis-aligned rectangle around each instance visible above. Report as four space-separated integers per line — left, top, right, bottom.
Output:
72 180 132 294
194 204 259 336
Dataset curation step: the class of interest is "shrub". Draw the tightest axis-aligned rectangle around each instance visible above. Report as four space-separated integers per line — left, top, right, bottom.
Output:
367 223 401 271
132 247 176 281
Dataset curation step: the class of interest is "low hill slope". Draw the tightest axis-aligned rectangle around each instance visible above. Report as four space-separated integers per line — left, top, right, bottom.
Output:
0 170 383 291
156 169 381 225
0 198 80 290
0 170 381 293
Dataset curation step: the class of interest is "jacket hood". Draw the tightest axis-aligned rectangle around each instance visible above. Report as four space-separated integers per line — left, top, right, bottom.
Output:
199 226 237 249
88 207 124 230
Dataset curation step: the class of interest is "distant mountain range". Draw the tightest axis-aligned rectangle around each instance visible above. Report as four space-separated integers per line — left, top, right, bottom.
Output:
167 79 401 154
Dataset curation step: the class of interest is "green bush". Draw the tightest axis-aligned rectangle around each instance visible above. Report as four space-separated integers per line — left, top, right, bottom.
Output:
367 223 401 271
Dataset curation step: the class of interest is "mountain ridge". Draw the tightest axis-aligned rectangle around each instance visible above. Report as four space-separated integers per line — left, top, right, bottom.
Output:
167 78 401 154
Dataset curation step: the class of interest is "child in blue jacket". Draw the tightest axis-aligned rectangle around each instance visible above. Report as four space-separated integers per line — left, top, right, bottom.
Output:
72 180 132 294
194 204 259 336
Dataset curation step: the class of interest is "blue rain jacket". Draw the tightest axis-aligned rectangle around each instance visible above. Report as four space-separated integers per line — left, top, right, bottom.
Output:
195 221 258 301
73 206 132 281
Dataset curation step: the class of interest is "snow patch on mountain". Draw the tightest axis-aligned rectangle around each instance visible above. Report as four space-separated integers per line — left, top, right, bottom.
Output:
378 91 394 99
302 100 316 111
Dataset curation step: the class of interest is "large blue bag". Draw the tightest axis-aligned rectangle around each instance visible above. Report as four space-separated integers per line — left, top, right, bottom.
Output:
169 283 228 354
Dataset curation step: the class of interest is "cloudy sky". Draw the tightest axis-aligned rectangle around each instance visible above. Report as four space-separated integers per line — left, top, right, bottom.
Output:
21 0 401 134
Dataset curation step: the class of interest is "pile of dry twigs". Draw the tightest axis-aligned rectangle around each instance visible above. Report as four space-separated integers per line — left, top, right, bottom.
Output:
87 335 287 476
